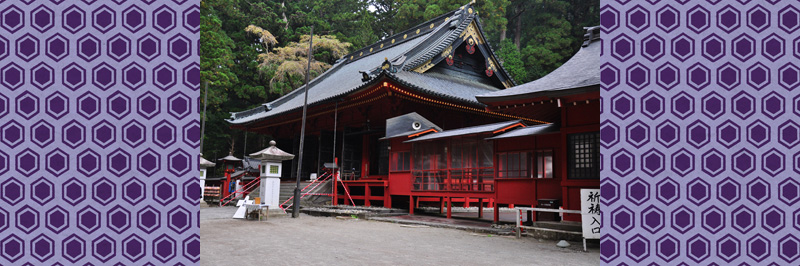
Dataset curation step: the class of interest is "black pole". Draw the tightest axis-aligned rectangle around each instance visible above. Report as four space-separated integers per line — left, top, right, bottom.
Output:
200 81 208 154
242 130 248 159
293 27 313 218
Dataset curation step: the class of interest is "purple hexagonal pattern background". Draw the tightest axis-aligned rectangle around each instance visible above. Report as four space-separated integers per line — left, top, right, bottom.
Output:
603 1 800 264
0 1 198 265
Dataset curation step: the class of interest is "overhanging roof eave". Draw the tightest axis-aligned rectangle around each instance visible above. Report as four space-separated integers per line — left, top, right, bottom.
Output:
476 85 600 104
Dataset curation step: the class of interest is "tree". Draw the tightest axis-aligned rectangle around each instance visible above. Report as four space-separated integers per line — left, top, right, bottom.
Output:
475 0 511 43
200 1 238 107
369 0 400 37
496 39 527 82
247 25 352 95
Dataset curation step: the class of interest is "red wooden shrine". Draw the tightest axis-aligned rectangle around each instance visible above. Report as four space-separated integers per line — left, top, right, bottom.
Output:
227 3 600 223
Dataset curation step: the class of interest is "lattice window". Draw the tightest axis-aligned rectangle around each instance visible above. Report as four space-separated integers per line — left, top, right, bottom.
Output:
535 150 554 179
497 152 531 178
390 151 410 172
568 132 600 179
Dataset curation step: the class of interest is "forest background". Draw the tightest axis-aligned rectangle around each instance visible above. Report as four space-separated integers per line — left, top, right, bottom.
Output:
200 0 599 176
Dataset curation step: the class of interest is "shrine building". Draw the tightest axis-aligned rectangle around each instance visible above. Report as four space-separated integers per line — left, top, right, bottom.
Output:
226 3 600 223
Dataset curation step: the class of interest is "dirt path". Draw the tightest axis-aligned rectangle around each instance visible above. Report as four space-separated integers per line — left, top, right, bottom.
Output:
201 207 599 266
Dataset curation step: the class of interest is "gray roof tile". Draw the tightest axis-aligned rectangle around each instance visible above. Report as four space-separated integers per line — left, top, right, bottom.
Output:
228 4 513 126
476 36 600 103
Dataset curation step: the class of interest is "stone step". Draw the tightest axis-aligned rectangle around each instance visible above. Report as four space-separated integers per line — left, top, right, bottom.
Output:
277 180 332 206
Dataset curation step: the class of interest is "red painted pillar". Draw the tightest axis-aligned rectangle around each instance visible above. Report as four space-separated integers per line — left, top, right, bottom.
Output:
385 188 391 208
223 172 231 198
364 184 371 207
361 135 370 179
333 158 339 206
464 197 470 208
439 197 444 214
493 204 500 223
446 197 452 219
409 196 415 215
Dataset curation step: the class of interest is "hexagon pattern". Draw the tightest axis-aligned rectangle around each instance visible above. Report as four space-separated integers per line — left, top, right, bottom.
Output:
603 1 799 265
0 1 197 265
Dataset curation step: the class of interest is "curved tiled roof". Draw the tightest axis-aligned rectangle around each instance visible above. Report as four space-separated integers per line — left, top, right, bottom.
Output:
476 27 601 103
228 4 514 126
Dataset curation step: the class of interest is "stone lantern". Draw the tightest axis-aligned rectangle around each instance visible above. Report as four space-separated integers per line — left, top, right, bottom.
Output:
249 140 295 211
199 154 216 203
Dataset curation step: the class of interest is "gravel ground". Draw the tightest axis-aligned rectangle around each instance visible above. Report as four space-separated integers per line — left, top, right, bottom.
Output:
201 207 599 266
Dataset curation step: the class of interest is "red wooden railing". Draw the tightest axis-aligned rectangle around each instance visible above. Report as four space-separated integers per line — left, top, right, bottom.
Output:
219 177 261 207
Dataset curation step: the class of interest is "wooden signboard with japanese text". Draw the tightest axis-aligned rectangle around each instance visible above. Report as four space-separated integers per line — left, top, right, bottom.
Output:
581 189 601 239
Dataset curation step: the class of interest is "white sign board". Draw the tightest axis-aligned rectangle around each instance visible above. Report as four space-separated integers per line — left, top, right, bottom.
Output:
581 189 601 239
233 196 253 219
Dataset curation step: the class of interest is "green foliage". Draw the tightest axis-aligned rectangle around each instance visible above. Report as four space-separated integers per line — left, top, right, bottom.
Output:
247 25 352 95
515 0 575 80
497 39 527 82
474 0 511 42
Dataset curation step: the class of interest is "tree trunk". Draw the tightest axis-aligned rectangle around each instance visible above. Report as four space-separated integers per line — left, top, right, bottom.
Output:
500 28 507 42
513 11 522 49
282 1 289 30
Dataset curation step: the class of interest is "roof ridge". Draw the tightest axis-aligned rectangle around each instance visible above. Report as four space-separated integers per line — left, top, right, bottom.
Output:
240 8 476 118
269 59 347 105
399 12 474 71
341 6 465 64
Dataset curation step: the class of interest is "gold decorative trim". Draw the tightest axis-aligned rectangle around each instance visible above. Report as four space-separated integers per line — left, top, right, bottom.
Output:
416 29 420 34
380 43 384 48
441 45 452 58
403 34 407 39
458 22 484 45
429 23 434 29
391 39 395 44
412 59 435 73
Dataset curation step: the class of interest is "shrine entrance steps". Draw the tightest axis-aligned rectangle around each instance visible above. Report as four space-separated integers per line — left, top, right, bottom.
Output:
279 180 332 209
